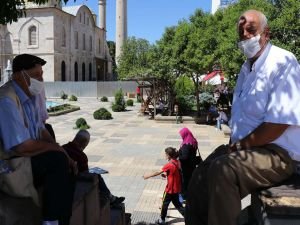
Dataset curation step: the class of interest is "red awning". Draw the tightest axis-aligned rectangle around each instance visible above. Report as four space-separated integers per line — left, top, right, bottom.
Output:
203 70 224 81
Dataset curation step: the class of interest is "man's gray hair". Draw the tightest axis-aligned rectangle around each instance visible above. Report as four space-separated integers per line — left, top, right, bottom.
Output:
240 10 268 30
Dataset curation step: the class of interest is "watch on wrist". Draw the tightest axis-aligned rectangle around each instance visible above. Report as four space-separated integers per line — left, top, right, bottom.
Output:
236 141 242 151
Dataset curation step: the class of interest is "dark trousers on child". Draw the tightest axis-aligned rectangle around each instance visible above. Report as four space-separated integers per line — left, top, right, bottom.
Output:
160 192 184 220
31 151 76 225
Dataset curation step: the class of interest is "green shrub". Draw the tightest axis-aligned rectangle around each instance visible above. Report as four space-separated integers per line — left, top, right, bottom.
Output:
112 104 125 112
175 76 194 96
100 96 108 102
75 118 90 130
176 95 195 114
69 95 77 101
199 92 216 111
61 91 68 100
112 89 126 112
93 108 112 120
126 99 134 106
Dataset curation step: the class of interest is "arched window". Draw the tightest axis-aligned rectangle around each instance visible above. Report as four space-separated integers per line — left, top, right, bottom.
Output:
29 26 37 45
89 63 92 81
61 61 66 81
75 31 78 49
83 34 86 50
80 13 82 23
74 62 78 81
89 36 92 51
62 27 66 47
82 63 86 81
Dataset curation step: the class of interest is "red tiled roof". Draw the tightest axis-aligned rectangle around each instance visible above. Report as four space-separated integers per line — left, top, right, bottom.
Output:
203 70 224 81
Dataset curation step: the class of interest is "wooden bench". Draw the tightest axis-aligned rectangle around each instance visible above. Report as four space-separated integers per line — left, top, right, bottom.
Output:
239 174 300 225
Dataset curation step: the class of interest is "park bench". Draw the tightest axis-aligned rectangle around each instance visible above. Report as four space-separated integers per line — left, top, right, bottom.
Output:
239 174 300 225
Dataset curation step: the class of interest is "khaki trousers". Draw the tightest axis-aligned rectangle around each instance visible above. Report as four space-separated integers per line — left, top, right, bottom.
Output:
185 144 294 225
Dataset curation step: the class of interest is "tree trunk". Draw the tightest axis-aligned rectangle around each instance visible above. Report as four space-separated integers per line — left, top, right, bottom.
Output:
193 74 201 116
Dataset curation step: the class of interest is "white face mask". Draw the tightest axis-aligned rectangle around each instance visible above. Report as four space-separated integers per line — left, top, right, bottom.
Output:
238 34 261 59
22 71 44 96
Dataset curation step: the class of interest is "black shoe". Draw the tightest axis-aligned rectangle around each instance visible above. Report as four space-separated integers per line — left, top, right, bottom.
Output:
110 196 125 206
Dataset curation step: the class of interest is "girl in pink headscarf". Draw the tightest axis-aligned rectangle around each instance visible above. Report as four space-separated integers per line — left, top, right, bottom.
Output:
178 127 198 199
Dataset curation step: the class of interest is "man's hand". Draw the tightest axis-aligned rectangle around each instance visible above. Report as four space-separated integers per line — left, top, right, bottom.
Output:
228 142 241 153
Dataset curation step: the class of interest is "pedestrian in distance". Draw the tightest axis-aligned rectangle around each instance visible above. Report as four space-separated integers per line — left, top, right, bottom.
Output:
178 127 198 200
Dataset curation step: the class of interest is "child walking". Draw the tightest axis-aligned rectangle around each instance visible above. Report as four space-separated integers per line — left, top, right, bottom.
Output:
143 147 184 224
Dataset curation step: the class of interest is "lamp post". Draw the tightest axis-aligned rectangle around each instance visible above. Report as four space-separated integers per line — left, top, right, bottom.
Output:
174 104 179 124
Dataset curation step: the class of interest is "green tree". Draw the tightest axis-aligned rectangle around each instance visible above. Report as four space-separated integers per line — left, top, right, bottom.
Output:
269 0 300 59
117 37 153 79
184 10 217 115
0 0 70 24
107 41 117 75
149 27 179 113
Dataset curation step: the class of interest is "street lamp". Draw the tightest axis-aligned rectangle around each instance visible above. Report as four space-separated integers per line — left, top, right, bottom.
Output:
174 104 179 124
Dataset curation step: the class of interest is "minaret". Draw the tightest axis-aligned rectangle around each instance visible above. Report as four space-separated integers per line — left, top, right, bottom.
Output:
211 0 220 14
98 0 106 30
115 0 127 64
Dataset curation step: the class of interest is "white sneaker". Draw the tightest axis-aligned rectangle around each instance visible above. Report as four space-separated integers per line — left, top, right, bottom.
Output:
155 218 166 224
42 221 59 225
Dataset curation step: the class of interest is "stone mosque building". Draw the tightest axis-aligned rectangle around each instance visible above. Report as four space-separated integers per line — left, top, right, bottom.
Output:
0 0 112 82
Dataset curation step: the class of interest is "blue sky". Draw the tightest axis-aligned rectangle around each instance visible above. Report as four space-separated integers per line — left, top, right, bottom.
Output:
64 0 212 44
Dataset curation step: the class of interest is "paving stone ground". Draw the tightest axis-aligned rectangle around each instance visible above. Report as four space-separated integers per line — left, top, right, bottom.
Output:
47 97 250 225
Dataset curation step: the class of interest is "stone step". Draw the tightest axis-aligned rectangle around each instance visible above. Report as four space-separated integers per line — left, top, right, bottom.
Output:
154 115 195 124
221 124 231 137
242 174 300 225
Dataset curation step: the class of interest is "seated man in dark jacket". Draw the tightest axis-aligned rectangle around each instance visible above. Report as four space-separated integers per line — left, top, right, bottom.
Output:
63 130 125 207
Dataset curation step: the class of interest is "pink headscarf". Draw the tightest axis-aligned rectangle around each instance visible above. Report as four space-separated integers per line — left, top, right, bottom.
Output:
179 127 198 148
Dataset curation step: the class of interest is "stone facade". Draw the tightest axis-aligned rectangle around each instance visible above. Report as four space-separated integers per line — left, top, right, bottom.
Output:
0 1 112 82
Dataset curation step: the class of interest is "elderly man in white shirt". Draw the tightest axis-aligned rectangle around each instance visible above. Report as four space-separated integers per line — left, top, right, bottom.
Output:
185 9 300 225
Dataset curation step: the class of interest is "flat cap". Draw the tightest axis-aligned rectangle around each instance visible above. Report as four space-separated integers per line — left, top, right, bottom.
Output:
12 54 46 73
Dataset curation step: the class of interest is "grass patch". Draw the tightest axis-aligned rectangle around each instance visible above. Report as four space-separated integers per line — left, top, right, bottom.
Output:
48 104 80 116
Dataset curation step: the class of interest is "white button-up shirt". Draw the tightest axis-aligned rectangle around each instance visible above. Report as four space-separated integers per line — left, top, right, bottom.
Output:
230 43 300 161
